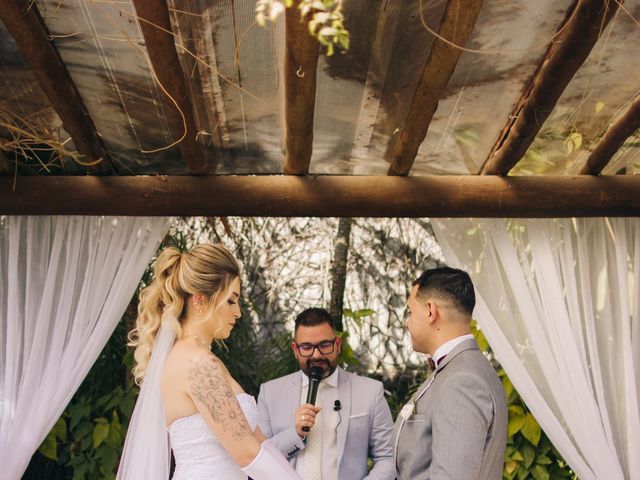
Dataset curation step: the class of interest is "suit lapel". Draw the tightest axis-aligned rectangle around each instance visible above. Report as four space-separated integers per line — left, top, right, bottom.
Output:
335 368 351 466
413 370 436 402
412 339 479 404
290 370 303 404
289 372 303 468
436 338 478 372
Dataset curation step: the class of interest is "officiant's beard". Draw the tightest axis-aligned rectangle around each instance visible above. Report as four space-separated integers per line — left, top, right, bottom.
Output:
301 358 337 378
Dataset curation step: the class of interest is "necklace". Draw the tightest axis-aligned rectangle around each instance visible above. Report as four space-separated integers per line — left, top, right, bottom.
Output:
181 333 212 350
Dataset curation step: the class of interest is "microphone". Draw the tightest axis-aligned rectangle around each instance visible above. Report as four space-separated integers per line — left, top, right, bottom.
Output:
302 366 324 432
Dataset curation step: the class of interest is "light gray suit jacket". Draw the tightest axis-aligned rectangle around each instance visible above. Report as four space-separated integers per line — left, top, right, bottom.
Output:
393 339 507 480
257 367 396 480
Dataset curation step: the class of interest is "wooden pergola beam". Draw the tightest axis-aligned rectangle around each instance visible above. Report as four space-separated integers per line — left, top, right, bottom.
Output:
388 0 484 176
0 0 111 174
284 1 320 175
480 0 620 175
132 0 207 174
2 175 638 217
579 95 640 174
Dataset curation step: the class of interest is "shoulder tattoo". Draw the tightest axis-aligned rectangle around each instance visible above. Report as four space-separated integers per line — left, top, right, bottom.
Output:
187 355 250 441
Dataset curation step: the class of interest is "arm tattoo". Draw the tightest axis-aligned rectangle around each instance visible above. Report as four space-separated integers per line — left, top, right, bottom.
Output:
188 355 250 441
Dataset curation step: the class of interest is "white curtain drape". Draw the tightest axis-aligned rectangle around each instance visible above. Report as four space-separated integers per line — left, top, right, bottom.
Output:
431 218 640 480
0 216 169 479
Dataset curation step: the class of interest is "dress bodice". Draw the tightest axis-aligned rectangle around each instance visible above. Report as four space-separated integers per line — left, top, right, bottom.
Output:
168 393 257 480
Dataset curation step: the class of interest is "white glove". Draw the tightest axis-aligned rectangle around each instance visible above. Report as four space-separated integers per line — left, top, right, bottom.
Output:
241 440 302 480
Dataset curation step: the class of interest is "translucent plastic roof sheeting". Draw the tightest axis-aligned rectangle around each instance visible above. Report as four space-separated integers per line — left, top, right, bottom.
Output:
2 0 639 175
512 1 640 176
38 0 191 173
411 0 575 175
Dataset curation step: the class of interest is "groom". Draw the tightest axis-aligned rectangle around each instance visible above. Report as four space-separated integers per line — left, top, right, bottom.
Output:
394 267 508 479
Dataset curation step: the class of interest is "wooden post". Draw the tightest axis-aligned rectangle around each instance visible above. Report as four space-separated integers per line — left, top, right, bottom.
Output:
284 1 320 174
0 0 111 173
132 0 208 174
579 95 640 174
388 0 484 176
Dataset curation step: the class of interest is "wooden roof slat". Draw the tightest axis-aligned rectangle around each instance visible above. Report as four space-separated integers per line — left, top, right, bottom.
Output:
387 0 484 176
0 0 111 174
579 95 640 174
283 1 320 175
479 0 620 175
0 150 11 174
2 175 638 217
132 0 207 174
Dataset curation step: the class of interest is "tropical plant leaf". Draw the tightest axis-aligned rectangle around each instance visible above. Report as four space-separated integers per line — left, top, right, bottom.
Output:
508 404 524 416
564 132 582 154
531 464 550 480
505 459 518 475
508 414 526 437
522 413 542 446
93 422 110 449
37 432 58 461
522 442 536 469
536 454 552 465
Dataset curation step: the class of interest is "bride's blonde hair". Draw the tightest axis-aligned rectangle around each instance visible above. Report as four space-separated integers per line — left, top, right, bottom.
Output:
128 243 240 384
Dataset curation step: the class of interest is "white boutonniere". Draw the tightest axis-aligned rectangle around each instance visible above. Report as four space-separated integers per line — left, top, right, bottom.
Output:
399 401 415 420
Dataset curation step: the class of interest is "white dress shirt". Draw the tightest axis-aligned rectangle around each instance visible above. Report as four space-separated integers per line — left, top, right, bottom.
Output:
431 333 475 367
296 368 340 480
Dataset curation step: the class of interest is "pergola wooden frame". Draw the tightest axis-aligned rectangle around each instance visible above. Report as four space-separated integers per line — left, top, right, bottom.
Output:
1 0 639 218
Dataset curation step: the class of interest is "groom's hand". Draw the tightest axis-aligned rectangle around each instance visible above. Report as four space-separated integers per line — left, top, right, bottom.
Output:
295 403 321 438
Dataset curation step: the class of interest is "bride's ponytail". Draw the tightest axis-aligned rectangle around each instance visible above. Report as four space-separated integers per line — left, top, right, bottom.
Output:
128 247 184 384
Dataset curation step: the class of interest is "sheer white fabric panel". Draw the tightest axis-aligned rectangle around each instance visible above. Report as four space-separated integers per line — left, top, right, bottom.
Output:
0 216 169 480
431 218 639 480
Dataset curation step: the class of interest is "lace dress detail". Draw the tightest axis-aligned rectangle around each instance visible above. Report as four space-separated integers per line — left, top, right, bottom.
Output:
169 393 258 480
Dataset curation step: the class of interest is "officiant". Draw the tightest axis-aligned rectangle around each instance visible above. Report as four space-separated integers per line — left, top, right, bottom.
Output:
257 307 395 480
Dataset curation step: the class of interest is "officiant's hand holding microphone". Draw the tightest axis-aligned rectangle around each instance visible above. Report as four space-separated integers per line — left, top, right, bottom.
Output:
295 365 323 438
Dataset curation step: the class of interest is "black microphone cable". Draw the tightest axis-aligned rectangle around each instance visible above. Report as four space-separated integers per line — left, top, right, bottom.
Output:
334 399 342 433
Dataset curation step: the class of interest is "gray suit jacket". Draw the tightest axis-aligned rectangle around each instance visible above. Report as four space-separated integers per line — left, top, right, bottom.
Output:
257 367 396 480
393 339 507 480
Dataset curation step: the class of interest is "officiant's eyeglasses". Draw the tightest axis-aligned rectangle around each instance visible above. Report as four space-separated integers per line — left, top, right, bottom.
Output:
295 338 337 357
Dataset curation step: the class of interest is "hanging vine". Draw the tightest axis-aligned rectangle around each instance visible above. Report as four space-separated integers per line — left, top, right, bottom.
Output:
256 0 350 55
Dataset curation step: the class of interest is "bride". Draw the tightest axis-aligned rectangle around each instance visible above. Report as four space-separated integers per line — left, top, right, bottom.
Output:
117 243 301 479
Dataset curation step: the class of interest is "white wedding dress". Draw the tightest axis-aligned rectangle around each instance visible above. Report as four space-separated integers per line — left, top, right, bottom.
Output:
168 393 258 480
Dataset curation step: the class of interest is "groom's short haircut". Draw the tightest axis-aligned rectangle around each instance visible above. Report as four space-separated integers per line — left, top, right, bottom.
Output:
294 307 336 332
413 267 475 317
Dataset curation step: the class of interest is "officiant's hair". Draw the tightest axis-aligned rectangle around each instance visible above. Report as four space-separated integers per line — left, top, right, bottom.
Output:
413 267 475 317
129 243 240 384
294 307 336 332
